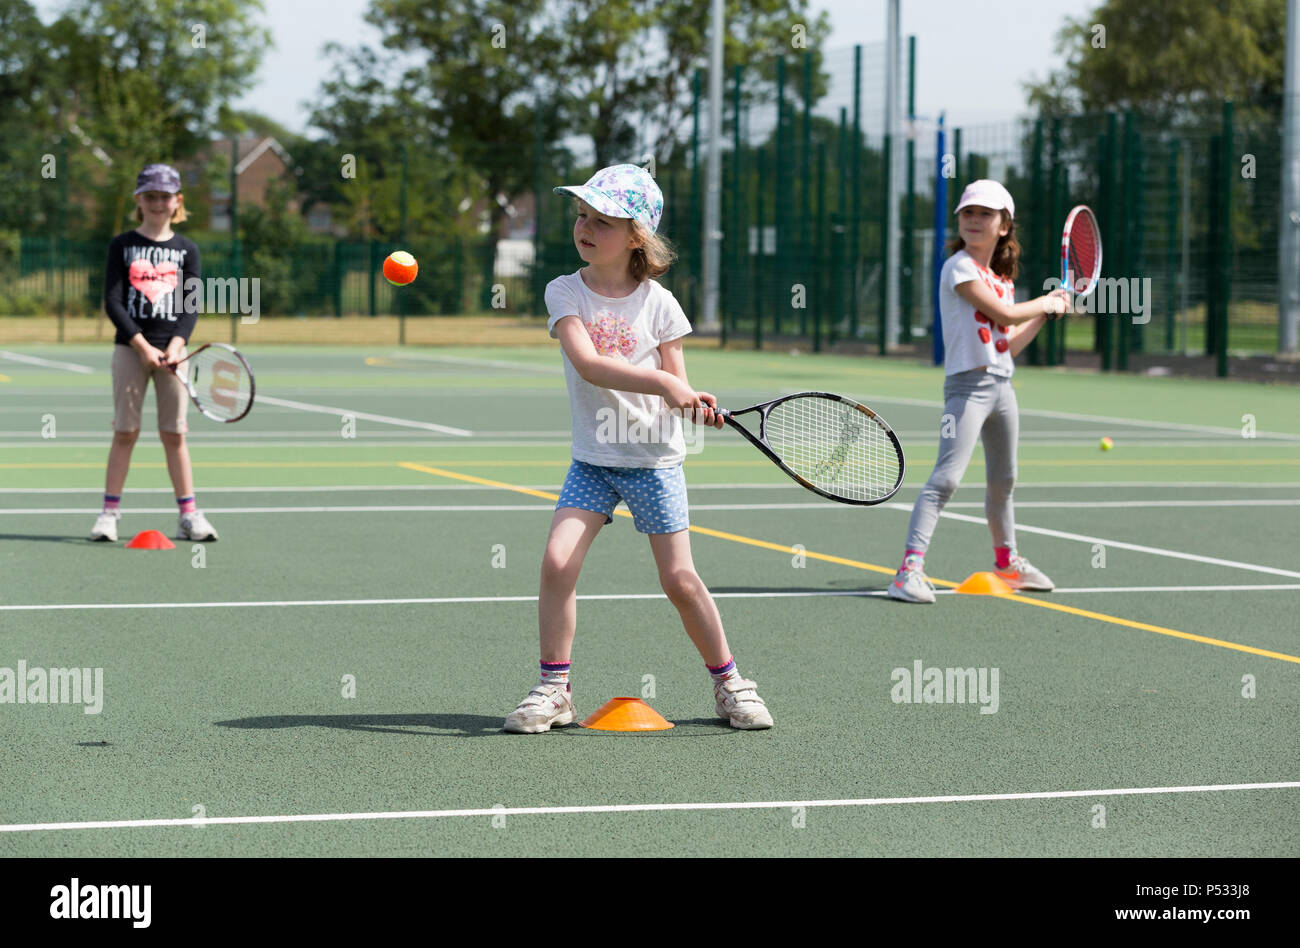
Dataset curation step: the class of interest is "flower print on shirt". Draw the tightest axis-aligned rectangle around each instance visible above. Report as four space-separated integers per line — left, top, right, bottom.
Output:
585 311 638 359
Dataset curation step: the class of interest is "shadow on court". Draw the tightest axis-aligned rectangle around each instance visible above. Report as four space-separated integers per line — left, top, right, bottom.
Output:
215 713 742 738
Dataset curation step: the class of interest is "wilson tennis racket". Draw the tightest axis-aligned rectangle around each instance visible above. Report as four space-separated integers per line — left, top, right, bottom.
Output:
715 392 905 505
169 343 255 423
1061 205 1102 300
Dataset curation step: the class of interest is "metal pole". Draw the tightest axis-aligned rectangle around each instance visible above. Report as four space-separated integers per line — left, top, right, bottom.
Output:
399 139 408 345
902 35 916 344
702 0 723 329
932 114 947 366
1280 0 1300 353
884 0 901 348
230 135 239 344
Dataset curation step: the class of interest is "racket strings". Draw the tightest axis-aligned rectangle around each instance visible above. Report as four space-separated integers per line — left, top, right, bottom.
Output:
186 348 252 420
1068 213 1100 293
764 397 901 502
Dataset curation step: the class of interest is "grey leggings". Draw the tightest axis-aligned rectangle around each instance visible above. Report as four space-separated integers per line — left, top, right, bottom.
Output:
905 369 1018 553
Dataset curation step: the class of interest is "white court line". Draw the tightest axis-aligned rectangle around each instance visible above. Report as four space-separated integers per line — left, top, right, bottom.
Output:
12 499 1300 514
379 351 562 374
5 586 1298 613
3 781 1297 834
0 351 97 374
8 498 1300 515
858 391 1300 442
888 505 1300 579
4 481 1298 494
254 395 472 436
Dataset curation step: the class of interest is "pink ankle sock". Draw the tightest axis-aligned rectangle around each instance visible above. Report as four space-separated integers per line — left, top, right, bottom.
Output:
177 496 197 515
994 547 1013 569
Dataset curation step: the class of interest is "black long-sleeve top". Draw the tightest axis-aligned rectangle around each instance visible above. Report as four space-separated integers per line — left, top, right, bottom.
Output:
103 231 201 348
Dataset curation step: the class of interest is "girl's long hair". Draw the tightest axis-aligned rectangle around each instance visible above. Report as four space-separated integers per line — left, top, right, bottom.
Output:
946 209 1019 281
629 221 676 281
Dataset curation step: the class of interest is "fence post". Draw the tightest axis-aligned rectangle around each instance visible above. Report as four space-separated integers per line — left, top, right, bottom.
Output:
1165 139 1179 352
815 138 825 353
1118 110 1133 371
754 143 765 350
1048 118 1062 366
902 35 916 345
1027 119 1044 366
850 45 862 340
932 114 947 367
1218 100 1234 378
230 135 240 344
800 52 812 338
775 55 786 337
729 63 743 346
368 239 377 317
879 127 891 355
1100 113 1119 371
692 69 702 320
532 101 546 319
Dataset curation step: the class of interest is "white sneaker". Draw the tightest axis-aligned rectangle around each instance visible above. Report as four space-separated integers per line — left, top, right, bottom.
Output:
503 683 576 734
90 509 120 542
178 510 218 541
714 678 773 729
888 554 936 603
994 554 1054 592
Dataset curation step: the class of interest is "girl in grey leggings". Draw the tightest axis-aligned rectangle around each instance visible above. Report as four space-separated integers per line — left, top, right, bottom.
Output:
889 180 1068 603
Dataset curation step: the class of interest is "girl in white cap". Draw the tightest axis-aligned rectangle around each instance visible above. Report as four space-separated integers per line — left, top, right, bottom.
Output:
888 179 1068 602
91 163 217 544
504 164 774 732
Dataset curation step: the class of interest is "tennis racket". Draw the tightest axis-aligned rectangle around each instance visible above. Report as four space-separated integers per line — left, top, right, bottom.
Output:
168 343 255 423
1060 205 1102 303
714 392 905 505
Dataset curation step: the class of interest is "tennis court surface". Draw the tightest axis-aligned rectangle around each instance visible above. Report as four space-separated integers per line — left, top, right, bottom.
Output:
1 342 1297 857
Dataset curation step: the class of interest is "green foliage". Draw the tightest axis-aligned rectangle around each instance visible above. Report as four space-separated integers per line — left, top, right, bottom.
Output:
1025 0 1284 125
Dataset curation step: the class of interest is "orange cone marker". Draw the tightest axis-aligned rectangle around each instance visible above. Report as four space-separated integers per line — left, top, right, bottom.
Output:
579 697 674 731
954 571 1013 595
125 529 175 550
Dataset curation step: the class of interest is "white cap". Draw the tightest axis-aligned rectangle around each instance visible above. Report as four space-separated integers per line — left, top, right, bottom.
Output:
954 179 1015 219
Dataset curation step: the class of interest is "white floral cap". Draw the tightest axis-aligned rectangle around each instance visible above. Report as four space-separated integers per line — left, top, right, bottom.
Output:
555 164 664 233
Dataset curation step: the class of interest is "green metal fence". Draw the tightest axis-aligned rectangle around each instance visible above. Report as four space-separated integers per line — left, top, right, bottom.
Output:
2 39 1287 374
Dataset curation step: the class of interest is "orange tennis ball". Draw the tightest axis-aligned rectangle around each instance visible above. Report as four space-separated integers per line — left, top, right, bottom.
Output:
383 251 418 286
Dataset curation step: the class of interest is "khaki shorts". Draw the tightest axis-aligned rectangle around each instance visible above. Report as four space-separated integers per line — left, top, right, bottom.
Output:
111 344 189 433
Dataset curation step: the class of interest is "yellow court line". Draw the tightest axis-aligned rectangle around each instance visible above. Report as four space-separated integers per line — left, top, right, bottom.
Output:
398 461 1300 666
0 373 10 382
0 461 401 470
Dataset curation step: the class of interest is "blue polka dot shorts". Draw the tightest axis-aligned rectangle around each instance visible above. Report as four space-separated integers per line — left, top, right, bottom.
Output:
557 459 690 534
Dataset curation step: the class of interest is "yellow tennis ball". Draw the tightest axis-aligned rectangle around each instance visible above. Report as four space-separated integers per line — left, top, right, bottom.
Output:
1100 436 1114 451
383 251 418 286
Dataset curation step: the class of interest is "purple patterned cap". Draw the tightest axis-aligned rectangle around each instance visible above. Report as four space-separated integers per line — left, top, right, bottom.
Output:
554 163 664 233
133 163 182 195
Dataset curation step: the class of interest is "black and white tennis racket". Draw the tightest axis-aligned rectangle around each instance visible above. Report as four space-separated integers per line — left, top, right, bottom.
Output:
715 392 905 505
168 343 255 423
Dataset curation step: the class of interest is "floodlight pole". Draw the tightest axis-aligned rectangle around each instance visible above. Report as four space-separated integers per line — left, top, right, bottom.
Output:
702 0 723 330
1280 0 1299 353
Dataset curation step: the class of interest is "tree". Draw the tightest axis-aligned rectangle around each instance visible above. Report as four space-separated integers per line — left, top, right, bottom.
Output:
1025 0 1284 125
47 0 271 237
0 1 61 232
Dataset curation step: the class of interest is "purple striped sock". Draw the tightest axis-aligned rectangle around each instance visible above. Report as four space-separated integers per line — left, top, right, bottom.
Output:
707 656 740 683
103 494 121 512
540 660 571 692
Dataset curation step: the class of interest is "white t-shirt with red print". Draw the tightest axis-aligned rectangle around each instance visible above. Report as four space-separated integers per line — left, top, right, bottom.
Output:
939 249 1016 378
545 271 694 468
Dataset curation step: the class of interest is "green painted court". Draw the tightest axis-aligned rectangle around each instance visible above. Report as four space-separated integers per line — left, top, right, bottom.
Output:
1 342 1298 857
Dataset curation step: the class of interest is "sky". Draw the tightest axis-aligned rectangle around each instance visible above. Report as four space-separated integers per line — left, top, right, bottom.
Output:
33 0 1081 137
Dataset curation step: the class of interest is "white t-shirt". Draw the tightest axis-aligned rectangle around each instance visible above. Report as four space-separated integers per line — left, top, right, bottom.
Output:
939 249 1016 378
545 271 693 468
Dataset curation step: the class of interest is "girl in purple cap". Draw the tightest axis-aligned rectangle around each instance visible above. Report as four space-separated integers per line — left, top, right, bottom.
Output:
503 163 774 733
90 163 217 544
888 180 1069 603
